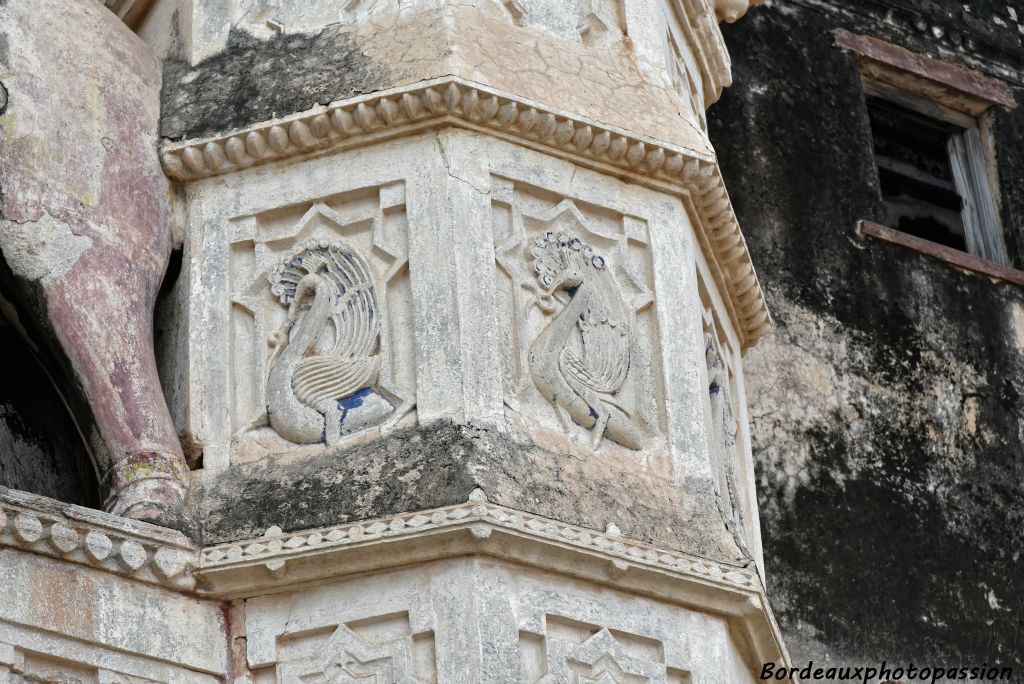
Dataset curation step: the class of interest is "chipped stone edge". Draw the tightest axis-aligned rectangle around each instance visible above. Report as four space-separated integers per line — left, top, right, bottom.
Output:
159 76 771 349
199 500 760 592
0 488 197 591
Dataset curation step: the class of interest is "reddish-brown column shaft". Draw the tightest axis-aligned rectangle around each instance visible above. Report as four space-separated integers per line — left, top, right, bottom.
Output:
0 0 187 520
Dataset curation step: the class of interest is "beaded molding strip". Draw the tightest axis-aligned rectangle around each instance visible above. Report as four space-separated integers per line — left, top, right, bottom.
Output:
0 488 196 591
160 77 770 348
199 490 761 593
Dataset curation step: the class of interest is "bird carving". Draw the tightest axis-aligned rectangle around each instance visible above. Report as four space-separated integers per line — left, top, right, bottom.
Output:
528 231 650 449
265 240 380 445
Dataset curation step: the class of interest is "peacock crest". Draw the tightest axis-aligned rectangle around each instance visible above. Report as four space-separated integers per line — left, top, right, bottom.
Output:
270 240 377 311
530 231 606 291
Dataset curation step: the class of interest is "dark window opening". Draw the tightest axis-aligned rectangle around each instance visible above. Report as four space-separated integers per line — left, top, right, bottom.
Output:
867 97 966 250
865 95 1007 264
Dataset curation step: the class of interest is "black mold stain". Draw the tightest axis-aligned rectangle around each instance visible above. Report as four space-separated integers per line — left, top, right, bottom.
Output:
189 419 745 565
709 0 1024 672
161 25 392 141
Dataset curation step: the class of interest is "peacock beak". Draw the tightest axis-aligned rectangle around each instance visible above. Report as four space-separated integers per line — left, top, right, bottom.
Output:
547 272 567 294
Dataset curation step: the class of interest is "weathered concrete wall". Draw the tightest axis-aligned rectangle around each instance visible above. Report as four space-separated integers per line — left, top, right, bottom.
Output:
708 0 1024 671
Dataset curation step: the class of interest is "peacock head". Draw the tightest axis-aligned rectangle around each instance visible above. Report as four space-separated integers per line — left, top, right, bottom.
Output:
298 250 329 276
531 231 606 295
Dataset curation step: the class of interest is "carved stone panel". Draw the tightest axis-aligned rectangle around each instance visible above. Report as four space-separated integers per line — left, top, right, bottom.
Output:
228 184 415 460
519 614 691 683
492 178 667 465
275 612 435 683
701 297 758 559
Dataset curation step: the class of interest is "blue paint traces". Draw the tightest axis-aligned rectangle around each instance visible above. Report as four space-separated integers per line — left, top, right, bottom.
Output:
340 387 372 410
336 387 373 431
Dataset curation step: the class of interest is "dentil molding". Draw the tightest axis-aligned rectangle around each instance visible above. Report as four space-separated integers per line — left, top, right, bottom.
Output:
160 76 771 349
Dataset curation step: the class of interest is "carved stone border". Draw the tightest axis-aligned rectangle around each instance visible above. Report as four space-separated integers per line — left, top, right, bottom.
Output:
0 485 787 672
0 488 196 590
160 77 771 349
199 493 760 592
196 491 789 672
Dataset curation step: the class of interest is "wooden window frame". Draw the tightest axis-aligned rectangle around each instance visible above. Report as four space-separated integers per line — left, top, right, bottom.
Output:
835 29 1019 271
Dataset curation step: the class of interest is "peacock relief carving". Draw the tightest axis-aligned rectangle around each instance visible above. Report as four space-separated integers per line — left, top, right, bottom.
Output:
528 231 653 450
264 239 394 445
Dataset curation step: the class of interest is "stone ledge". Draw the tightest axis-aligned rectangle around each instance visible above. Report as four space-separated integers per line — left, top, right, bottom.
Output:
188 420 748 565
159 78 714 181
198 493 760 593
0 487 197 590
160 76 770 349
195 493 790 675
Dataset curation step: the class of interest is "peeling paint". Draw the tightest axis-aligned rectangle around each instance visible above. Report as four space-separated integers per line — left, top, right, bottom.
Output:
0 212 92 286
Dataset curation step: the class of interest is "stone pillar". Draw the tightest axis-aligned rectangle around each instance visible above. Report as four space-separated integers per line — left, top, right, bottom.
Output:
156 1 784 680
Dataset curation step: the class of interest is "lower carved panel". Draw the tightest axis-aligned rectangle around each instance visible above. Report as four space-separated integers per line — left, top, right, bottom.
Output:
519 615 691 684
274 612 435 684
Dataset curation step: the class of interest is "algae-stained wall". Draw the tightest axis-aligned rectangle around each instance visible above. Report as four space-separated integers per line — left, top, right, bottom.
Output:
708 0 1024 671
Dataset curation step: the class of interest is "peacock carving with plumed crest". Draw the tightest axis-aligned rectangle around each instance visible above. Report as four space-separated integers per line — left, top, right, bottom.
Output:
528 231 652 450
264 239 392 445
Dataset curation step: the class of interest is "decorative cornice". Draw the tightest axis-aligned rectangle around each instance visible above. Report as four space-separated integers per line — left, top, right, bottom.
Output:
0 488 196 591
198 495 761 593
160 76 771 348
195 492 789 670
0 485 787 670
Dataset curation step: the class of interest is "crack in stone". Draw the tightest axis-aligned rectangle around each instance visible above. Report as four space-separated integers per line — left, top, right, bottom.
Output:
434 133 491 196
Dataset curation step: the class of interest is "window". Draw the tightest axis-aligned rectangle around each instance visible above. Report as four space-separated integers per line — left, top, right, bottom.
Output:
866 95 1007 264
834 29 1017 268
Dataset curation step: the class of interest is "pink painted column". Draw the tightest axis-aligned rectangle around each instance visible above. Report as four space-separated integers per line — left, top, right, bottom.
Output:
0 0 187 523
